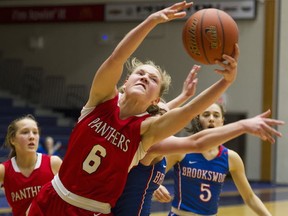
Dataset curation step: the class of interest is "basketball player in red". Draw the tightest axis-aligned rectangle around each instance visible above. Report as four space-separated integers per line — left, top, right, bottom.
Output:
27 1 240 215
0 114 62 216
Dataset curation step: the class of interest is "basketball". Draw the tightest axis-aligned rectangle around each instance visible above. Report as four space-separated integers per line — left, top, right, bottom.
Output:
182 8 239 65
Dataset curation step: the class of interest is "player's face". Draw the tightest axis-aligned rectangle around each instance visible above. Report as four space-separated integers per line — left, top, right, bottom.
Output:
11 119 40 153
124 65 162 104
199 103 224 129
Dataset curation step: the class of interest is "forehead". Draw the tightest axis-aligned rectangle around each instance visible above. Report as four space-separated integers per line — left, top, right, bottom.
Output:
203 104 222 113
16 119 38 129
134 65 161 78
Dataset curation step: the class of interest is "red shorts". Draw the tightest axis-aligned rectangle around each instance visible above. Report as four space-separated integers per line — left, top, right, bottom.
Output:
27 182 113 216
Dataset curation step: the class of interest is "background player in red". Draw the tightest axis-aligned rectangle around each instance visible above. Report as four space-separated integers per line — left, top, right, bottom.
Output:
0 114 62 216
28 1 240 215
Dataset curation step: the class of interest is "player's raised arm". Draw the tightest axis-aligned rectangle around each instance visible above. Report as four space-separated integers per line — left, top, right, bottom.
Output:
147 110 284 155
86 1 193 108
166 65 200 109
141 45 239 149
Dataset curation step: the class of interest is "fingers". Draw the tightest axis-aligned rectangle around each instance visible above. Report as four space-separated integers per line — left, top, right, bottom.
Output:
258 119 284 143
153 191 171 202
171 1 194 11
215 56 236 71
258 109 271 118
192 64 201 72
183 65 199 83
246 114 285 144
258 126 276 144
190 65 201 78
232 43 240 60
215 43 239 68
153 185 172 203
219 54 238 70
184 65 200 84
166 1 193 19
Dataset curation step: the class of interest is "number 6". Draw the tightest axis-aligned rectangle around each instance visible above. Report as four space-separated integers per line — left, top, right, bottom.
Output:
82 145 106 174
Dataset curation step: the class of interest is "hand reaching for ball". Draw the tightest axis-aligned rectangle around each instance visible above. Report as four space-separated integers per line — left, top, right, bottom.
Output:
214 43 240 84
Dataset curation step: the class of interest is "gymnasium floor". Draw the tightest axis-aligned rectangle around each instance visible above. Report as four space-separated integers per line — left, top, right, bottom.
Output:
1 179 288 215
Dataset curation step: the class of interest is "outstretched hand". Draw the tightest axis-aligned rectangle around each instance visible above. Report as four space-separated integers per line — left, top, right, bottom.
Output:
149 1 193 24
181 65 200 98
214 43 239 84
242 110 285 144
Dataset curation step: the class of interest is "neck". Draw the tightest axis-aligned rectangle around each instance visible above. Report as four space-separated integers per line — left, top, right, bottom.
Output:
15 152 38 168
203 147 220 160
119 93 149 119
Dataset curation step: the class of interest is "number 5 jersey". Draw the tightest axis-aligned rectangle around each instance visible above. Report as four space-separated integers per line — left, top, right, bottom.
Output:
171 145 229 215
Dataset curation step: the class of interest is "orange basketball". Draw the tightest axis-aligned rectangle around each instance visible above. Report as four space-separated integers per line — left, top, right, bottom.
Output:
182 8 239 65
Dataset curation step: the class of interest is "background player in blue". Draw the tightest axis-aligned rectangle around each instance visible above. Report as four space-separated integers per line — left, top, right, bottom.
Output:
113 99 283 216
154 103 273 216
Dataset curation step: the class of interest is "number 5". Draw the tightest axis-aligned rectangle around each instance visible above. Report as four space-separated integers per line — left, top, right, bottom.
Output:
200 183 212 202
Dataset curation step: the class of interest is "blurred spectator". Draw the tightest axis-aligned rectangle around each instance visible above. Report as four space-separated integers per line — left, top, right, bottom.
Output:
38 136 62 156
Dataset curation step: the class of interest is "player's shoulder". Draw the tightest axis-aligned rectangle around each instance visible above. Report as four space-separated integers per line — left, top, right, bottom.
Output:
50 155 63 165
0 163 5 182
227 149 244 171
227 149 240 157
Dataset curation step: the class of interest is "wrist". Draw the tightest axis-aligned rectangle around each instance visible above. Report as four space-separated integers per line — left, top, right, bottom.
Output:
238 119 247 133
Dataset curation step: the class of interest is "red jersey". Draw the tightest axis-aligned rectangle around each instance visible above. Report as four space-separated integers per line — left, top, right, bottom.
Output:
2 153 54 216
58 94 150 208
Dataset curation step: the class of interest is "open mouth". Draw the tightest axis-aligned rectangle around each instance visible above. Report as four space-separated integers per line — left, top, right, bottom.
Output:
135 83 146 90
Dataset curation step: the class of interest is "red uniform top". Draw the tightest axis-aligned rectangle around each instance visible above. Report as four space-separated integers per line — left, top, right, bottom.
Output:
2 153 54 216
58 94 150 208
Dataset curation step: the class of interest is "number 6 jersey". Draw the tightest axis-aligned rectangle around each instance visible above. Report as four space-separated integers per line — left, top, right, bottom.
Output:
54 94 150 212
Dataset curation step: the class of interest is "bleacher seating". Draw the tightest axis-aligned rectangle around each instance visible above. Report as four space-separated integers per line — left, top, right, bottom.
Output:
0 94 75 162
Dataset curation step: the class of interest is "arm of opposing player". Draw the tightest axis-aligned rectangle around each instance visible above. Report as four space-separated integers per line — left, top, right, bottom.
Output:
166 65 199 109
229 150 272 216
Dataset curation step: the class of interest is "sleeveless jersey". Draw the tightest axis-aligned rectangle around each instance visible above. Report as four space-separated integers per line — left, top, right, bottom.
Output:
58 94 150 208
172 146 229 215
2 153 54 216
112 158 166 216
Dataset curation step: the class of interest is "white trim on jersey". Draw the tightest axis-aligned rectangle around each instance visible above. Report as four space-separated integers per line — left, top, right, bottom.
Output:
52 174 111 214
11 153 42 172
171 207 217 216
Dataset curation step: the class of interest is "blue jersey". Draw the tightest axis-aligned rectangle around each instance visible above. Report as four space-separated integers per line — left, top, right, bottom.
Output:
112 158 166 216
171 146 229 215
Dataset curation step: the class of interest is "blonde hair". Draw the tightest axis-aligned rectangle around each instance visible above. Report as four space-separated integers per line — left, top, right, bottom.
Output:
4 114 40 158
122 57 171 96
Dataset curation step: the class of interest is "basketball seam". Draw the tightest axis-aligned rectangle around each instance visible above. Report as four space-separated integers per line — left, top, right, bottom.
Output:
201 10 210 64
218 10 225 60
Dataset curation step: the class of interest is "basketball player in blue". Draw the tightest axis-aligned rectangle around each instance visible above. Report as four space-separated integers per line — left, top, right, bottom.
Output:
154 103 273 216
113 99 283 215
